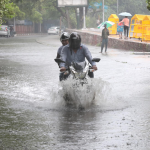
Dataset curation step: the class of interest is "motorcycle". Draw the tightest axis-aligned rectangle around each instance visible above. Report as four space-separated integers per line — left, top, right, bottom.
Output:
55 58 100 81
54 58 100 108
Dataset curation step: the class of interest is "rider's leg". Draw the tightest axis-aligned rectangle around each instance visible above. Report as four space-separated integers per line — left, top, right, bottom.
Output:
88 71 94 78
59 72 64 81
63 73 70 80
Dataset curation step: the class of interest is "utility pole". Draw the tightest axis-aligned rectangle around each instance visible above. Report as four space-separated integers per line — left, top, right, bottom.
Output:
83 7 86 29
40 22 41 33
103 0 104 22
66 8 70 28
60 16 62 36
117 0 118 14
77 8 80 29
14 17 16 31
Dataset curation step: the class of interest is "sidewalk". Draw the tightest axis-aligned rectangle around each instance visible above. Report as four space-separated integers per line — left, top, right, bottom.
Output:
83 28 150 43
66 28 150 52
16 33 47 36
35 29 150 52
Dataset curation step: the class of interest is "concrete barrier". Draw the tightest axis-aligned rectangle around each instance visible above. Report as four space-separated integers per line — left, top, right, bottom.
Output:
66 29 150 52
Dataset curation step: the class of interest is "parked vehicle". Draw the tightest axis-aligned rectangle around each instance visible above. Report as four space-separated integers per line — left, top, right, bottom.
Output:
0 25 10 37
47 26 59 35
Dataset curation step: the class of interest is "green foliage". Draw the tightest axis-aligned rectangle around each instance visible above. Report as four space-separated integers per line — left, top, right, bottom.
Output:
86 16 96 28
146 0 150 11
14 5 25 19
87 0 150 29
2 0 148 28
42 0 61 19
119 0 150 15
0 0 14 24
11 0 43 22
31 8 42 23
87 0 117 26
0 0 24 25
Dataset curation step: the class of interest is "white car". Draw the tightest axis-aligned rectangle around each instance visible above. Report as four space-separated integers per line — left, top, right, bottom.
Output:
48 26 59 35
0 25 10 37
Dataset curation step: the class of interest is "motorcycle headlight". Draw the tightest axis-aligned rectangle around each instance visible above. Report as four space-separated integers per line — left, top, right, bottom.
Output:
75 72 86 79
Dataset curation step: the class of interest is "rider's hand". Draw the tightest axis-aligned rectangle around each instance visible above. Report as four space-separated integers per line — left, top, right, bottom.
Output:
60 67 66 72
92 65 97 70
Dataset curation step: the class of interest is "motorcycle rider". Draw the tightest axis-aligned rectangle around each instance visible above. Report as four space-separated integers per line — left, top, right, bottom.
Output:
56 32 70 81
56 32 70 59
60 32 97 78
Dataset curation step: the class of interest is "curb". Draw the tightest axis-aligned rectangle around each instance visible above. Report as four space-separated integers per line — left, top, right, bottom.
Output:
66 29 150 52
16 33 47 36
35 38 50 46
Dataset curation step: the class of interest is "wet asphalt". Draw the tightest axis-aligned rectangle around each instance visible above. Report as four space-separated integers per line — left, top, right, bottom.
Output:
0 35 150 150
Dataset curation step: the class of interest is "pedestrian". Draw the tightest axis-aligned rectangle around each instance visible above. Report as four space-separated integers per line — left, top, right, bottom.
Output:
10 26 14 37
56 32 70 81
100 24 109 53
60 32 97 79
121 16 130 39
117 19 124 39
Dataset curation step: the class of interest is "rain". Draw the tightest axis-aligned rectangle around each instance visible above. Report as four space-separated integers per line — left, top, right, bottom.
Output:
0 0 150 150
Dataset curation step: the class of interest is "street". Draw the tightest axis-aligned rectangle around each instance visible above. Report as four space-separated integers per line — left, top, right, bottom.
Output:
0 35 150 150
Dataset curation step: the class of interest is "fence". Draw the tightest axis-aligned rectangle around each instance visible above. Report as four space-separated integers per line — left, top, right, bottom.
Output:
15 25 34 34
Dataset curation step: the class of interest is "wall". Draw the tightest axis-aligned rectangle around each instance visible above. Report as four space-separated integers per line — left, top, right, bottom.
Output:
66 29 150 52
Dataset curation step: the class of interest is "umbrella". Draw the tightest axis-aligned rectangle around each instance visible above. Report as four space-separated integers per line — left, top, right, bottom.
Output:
97 21 115 29
119 12 132 16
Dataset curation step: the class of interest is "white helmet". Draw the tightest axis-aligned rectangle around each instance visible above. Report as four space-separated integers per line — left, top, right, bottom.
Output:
60 32 70 42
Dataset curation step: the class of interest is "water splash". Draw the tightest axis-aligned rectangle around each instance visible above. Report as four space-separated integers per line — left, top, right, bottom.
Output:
48 77 123 110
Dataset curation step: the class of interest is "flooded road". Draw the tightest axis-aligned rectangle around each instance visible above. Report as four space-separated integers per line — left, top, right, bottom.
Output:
0 35 150 150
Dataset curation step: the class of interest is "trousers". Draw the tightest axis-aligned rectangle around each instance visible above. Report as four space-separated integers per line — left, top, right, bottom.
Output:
101 38 108 52
124 25 129 37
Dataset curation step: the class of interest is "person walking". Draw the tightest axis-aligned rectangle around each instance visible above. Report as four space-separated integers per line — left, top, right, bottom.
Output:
10 26 14 37
100 24 109 53
121 16 130 39
117 19 124 39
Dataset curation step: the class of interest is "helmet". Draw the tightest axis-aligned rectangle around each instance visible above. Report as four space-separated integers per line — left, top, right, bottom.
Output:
69 32 81 50
60 32 70 41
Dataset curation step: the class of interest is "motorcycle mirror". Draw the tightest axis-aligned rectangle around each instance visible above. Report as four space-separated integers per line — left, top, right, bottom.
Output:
92 58 101 62
54 58 65 63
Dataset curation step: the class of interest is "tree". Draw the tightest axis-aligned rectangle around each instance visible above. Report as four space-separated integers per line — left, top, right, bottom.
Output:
86 0 117 27
0 0 24 25
31 8 42 23
118 0 150 15
41 0 116 28
8 0 117 28
147 0 150 11
11 0 43 23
